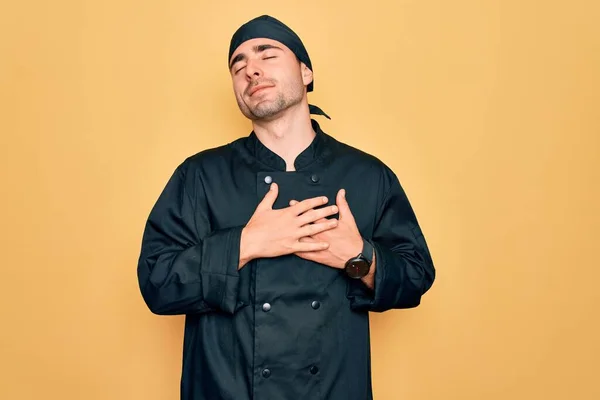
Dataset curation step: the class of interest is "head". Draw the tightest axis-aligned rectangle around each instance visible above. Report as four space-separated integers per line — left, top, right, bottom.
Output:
227 15 316 121
229 38 313 121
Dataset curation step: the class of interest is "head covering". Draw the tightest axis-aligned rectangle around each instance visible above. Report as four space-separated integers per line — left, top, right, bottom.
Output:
228 15 330 119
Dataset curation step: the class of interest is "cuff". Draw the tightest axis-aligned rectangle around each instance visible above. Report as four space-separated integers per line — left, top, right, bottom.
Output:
199 226 244 314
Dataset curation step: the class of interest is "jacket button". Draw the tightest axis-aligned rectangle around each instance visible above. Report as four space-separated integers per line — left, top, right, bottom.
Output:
310 366 319 375
262 303 271 312
262 368 271 378
311 300 320 310
264 175 273 184
310 174 319 183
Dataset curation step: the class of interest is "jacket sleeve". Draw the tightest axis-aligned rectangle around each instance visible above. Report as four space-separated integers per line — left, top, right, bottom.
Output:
348 170 436 312
137 162 245 316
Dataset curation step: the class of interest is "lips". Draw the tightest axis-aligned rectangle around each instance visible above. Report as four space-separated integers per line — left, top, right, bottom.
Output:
248 84 273 97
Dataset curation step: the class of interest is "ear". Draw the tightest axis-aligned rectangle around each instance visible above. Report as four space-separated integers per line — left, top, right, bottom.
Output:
300 63 313 86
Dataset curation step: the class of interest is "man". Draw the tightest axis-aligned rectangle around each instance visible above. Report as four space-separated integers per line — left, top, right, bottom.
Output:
137 14 435 400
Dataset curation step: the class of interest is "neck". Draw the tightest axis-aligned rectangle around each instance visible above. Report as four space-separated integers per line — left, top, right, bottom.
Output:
252 102 315 171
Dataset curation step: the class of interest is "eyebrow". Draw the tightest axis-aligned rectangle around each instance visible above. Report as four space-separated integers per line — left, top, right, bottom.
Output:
229 44 283 70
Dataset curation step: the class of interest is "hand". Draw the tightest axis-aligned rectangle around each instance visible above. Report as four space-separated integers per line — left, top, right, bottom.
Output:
239 182 339 268
290 189 363 270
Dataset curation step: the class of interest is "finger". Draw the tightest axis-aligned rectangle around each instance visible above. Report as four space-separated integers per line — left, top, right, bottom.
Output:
290 200 334 223
298 236 318 243
293 203 328 223
256 183 278 211
293 196 328 215
298 219 338 237
336 189 355 222
298 205 338 226
293 241 329 252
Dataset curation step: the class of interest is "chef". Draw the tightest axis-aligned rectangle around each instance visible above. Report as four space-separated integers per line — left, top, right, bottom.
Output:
137 14 436 400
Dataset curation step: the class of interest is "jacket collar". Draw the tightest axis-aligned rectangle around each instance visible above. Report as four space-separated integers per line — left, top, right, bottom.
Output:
245 119 331 171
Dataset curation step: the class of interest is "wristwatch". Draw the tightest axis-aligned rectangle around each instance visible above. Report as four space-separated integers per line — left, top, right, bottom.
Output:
344 239 374 279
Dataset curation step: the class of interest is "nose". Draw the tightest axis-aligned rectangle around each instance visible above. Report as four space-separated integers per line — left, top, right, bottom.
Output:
245 59 262 80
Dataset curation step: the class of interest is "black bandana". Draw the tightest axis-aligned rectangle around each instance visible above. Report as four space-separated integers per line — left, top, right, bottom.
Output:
228 15 330 119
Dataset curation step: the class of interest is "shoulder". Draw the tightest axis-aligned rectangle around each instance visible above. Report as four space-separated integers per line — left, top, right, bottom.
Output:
159 137 248 195
324 132 399 188
175 136 247 175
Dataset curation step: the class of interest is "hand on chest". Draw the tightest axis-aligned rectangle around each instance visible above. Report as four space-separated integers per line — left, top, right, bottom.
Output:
257 171 339 215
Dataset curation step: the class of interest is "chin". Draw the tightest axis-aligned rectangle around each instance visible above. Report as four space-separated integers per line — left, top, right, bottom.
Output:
251 109 282 120
248 100 281 117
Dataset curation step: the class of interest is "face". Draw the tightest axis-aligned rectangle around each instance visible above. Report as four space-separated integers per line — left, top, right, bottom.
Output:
229 38 313 121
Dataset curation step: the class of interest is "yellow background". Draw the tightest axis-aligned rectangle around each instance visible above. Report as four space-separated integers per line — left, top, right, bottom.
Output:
1 0 599 399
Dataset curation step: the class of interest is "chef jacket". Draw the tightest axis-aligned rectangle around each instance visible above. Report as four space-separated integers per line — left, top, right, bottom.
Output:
137 118 436 400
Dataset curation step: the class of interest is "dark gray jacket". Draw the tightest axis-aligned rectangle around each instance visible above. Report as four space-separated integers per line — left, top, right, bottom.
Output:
137 119 435 400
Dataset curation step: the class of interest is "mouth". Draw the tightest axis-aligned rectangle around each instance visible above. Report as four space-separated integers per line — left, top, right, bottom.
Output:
248 84 273 97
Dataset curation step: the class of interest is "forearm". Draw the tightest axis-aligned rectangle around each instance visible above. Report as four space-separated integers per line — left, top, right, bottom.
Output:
238 226 257 269
346 169 435 312
138 163 251 316
347 242 434 312
371 242 434 309
138 245 213 315
360 251 376 290
139 226 246 316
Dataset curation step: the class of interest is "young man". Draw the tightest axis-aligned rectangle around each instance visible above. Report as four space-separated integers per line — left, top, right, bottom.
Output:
137 15 435 400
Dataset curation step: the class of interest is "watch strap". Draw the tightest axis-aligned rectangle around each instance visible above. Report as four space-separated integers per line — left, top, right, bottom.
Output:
361 238 373 264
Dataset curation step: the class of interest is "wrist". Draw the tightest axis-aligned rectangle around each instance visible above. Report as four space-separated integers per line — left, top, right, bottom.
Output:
340 236 363 267
360 253 376 290
239 226 257 269
342 237 373 279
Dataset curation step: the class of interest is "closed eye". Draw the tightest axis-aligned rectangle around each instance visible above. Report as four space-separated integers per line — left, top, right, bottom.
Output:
234 57 275 74
230 44 283 72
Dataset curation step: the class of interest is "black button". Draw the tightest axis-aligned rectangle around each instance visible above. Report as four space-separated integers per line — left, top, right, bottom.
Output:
310 366 319 375
311 300 320 310
264 175 273 184
262 303 271 312
262 368 271 378
310 174 319 183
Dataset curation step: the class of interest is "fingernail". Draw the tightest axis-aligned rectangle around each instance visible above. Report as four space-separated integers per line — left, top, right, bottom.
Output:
341 189 346 198
322 196 328 203
332 205 338 213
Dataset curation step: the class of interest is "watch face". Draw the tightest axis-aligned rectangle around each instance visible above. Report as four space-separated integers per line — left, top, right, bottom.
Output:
345 259 370 279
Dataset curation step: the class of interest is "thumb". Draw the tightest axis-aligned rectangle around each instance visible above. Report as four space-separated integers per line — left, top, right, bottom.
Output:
336 189 354 221
257 182 278 211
